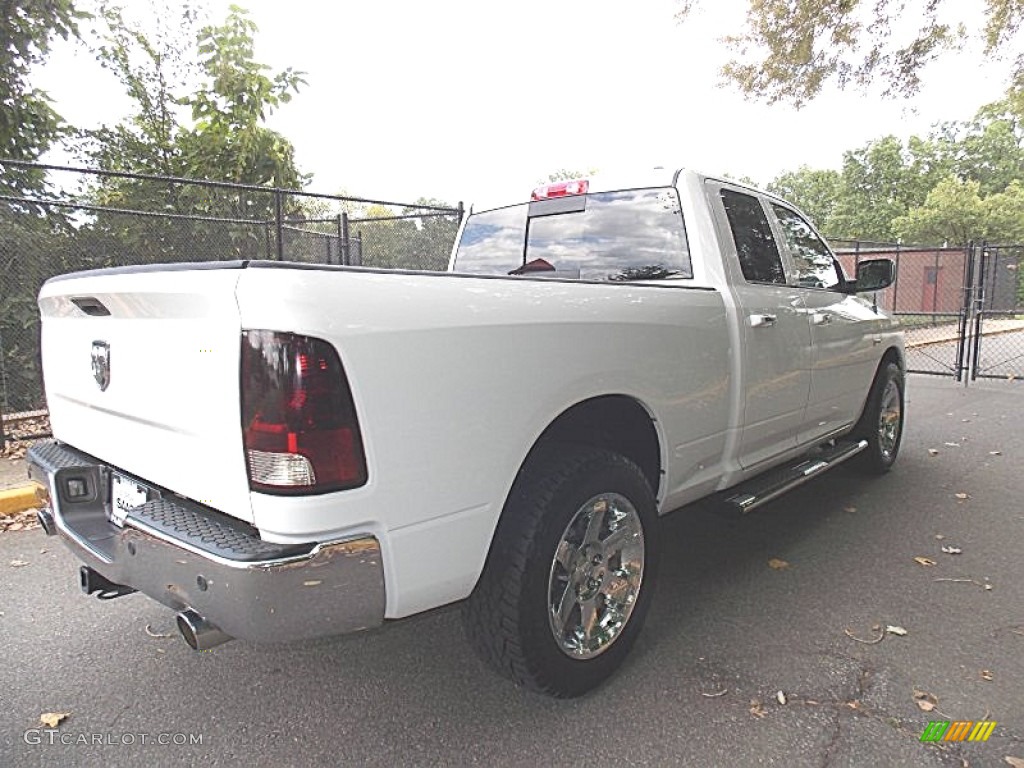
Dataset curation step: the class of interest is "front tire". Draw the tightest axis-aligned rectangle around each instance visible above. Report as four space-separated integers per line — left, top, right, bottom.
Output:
463 444 659 697
851 361 905 474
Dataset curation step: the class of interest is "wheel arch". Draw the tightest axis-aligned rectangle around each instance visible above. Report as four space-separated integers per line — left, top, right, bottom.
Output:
852 346 905 430
527 395 663 500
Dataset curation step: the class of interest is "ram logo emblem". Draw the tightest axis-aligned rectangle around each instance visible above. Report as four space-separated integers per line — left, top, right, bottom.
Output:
91 341 111 391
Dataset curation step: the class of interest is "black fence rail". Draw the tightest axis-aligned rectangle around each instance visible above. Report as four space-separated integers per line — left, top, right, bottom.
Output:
0 159 462 436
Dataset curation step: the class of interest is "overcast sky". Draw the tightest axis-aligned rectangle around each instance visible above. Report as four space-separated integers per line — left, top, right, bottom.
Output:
36 0 1015 208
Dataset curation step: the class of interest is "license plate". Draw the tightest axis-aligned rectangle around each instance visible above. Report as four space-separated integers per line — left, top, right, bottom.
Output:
110 473 148 527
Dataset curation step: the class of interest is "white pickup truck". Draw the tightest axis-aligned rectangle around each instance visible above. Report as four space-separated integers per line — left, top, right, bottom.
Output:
28 169 903 697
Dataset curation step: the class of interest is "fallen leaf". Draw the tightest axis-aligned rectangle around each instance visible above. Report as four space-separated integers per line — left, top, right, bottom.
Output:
700 688 728 698
885 625 908 636
10 560 28 568
914 556 937 567
928 449 940 456
844 626 885 644
981 669 994 681
39 712 70 728
9 522 24 531
749 698 766 718
776 690 787 705
955 493 970 500
767 558 790 570
1005 757 1024 768
913 689 938 712
941 546 963 555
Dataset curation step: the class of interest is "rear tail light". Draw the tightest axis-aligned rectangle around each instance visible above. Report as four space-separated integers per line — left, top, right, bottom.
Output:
241 331 367 494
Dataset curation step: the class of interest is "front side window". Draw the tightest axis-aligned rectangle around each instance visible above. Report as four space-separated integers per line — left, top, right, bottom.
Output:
453 188 691 281
720 189 785 285
771 204 842 290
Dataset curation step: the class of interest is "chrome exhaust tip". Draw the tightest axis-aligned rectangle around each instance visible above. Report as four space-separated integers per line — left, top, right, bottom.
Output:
37 507 56 536
176 609 232 651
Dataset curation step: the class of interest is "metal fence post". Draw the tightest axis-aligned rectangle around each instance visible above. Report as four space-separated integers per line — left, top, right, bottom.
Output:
341 212 351 266
892 243 900 314
334 214 344 265
274 190 285 261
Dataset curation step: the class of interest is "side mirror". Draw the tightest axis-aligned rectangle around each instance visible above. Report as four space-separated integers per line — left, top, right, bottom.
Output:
849 258 895 293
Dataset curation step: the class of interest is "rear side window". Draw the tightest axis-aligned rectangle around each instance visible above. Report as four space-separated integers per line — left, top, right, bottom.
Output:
720 189 785 285
453 188 691 281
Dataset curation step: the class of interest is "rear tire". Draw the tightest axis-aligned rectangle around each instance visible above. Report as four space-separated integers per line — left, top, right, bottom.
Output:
850 361 904 474
462 444 659 698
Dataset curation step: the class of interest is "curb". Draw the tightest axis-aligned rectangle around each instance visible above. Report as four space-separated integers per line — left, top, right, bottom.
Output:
0 483 46 517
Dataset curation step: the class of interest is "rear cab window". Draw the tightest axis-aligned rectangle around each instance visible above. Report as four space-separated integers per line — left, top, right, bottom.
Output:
718 188 786 285
452 188 692 282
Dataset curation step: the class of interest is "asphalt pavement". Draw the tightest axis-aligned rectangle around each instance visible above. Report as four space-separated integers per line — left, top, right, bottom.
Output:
1 376 1022 767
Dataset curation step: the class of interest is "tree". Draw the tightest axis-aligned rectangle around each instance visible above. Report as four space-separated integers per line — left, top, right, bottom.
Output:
181 5 307 190
943 99 1024 196
766 166 841 231
677 0 1024 107
892 176 987 245
79 3 308 262
763 95 1024 242
983 179 1024 243
0 0 84 195
84 3 306 193
540 169 599 183
826 135 950 240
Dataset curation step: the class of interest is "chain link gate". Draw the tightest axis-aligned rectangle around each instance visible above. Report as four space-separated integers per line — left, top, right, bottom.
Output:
970 244 1024 381
896 243 1024 383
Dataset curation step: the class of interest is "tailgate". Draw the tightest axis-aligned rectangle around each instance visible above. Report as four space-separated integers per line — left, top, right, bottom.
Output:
37 265 254 523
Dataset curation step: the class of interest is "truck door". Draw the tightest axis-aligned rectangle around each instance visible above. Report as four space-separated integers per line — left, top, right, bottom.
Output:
710 184 812 470
767 202 883 443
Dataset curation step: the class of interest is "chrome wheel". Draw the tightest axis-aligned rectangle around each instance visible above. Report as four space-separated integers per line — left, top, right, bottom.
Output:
877 379 902 459
547 492 645 660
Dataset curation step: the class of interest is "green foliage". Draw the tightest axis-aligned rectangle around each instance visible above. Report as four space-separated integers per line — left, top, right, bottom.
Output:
182 5 307 189
83 3 306 192
767 97 1024 245
826 135 954 240
892 176 987 245
677 0 1021 107
541 169 599 183
75 3 309 263
0 0 85 195
766 167 841 230
350 198 459 271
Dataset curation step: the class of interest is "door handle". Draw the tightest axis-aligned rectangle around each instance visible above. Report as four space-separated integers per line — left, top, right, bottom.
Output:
812 312 833 326
749 313 777 328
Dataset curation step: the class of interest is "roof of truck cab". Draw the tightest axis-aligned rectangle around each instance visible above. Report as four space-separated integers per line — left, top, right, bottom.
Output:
469 167 772 213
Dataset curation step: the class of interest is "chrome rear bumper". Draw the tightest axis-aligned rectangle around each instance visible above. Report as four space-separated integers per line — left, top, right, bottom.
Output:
27 440 385 644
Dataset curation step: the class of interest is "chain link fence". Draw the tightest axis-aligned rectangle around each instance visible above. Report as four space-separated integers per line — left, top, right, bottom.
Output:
831 239 1024 380
0 160 462 432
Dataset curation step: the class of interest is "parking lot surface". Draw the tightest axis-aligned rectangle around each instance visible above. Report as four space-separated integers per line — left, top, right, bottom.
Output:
1 377 1022 767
